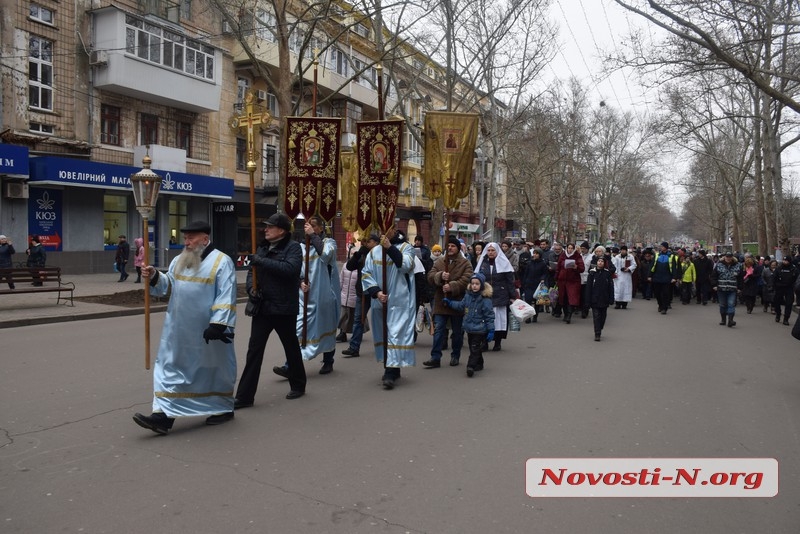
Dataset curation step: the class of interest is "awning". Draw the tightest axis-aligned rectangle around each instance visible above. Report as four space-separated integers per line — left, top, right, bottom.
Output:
28 156 234 198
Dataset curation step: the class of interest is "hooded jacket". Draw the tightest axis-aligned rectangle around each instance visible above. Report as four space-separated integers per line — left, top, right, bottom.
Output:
445 280 495 334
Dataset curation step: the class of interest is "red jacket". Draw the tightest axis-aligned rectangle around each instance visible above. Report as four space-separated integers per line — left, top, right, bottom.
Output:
556 251 585 306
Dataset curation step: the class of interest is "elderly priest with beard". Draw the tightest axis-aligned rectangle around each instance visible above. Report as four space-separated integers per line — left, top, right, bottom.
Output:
133 221 238 435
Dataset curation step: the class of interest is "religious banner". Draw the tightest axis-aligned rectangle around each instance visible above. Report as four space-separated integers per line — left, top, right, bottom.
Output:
339 147 360 232
284 117 342 222
356 119 403 233
423 112 480 209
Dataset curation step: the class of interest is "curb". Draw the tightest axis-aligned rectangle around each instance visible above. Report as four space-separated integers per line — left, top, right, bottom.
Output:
0 298 249 330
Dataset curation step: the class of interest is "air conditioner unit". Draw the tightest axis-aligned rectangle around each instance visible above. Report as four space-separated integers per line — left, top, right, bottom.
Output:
4 183 29 199
222 21 233 34
89 50 108 66
256 90 268 102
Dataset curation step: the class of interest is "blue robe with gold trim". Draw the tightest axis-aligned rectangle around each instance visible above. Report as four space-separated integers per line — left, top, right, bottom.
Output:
361 241 416 368
297 236 340 360
150 247 237 416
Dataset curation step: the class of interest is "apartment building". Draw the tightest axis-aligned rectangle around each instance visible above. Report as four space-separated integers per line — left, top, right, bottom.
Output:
0 0 505 272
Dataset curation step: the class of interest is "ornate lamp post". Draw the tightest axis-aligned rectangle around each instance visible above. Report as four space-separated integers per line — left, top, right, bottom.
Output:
130 151 162 370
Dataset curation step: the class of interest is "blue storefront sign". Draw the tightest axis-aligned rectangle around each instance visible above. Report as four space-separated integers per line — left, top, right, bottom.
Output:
28 156 234 198
0 144 30 177
28 187 63 251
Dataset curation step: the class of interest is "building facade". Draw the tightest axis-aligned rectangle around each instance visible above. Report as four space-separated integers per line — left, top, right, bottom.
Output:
0 0 506 272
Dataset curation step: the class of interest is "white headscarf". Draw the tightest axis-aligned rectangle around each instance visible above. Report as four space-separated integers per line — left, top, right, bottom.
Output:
475 241 514 274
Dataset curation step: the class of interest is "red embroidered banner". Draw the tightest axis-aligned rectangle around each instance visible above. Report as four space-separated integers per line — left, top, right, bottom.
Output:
355 120 403 233
284 117 342 222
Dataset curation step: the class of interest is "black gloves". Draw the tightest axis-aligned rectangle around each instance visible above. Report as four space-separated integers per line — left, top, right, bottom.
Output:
203 323 234 344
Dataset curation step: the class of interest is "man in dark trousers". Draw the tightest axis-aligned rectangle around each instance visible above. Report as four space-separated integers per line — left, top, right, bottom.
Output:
648 242 679 315
342 233 380 359
235 213 307 406
115 234 130 282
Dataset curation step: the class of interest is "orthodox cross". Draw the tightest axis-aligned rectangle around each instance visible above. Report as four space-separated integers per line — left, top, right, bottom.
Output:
230 91 272 168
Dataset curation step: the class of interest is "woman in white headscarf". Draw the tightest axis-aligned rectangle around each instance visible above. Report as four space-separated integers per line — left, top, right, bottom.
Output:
475 242 517 351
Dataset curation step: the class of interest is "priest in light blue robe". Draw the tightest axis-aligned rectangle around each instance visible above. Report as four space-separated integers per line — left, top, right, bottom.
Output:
361 228 416 389
133 221 237 435
296 215 340 374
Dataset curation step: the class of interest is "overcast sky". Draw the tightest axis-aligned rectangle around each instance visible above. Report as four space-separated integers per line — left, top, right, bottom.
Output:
546 0 692 212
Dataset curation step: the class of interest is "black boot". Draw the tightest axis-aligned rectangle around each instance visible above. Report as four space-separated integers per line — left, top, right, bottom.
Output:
727 314 736 328
776 314 781 323
720 312 727 326
492 340 501 351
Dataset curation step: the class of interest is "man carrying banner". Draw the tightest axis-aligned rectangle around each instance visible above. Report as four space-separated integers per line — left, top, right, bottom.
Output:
361 228 416 389
274 214 340 377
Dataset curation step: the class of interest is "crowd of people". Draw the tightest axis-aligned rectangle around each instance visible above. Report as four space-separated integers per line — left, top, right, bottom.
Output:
131 220 800 436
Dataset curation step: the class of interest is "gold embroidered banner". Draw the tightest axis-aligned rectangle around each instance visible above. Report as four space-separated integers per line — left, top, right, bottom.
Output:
339 147 360 232
423 112 480 209
284 117 342 222
356 120 403 233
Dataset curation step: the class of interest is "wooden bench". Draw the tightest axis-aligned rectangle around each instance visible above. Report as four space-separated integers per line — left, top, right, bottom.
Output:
0 267 75 306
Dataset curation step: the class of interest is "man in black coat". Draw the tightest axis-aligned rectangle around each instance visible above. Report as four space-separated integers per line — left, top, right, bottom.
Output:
342 233 380 358
235 213 306 406
693 249 714 305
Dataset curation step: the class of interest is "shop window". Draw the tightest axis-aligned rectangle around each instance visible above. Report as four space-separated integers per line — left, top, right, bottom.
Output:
103 195 129 247
168 199 187 247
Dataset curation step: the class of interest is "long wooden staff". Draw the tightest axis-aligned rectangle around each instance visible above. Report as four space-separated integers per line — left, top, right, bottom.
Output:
300 56 321 349
376 68 390 367
143 219 152 370
302 226 311 348
382 236 389 368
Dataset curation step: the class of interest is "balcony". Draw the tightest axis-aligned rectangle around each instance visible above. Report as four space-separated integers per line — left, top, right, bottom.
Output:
91 7 222 113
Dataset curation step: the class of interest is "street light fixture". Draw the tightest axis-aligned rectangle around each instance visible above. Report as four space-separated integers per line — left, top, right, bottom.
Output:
130 150 162 370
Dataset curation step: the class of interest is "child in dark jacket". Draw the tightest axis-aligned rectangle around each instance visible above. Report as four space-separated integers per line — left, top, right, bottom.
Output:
586 256 615 342
443 273 495 377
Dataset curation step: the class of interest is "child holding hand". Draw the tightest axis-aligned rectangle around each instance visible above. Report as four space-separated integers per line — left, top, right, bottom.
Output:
443 273 495 377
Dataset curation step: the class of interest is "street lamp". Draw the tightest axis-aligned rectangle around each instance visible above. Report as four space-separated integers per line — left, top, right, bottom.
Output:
130 151 162 370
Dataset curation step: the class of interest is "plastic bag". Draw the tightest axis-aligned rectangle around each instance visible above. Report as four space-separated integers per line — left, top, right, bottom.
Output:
509 312 521 332
533 281 549 305
510 298 536 320
548 285 559 303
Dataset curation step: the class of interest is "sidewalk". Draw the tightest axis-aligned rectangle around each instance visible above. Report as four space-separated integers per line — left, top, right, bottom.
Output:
0 270 249 329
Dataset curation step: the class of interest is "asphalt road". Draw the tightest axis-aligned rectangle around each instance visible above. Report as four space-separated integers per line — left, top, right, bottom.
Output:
2 301 799 533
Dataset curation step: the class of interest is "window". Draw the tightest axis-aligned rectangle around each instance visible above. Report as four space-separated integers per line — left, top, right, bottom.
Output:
100 105 121 145
125 15 215 81
30 3 54 24
140 113 158 145
331 47 348 76
264 92 279 116
180 0 191 20
103 195 129 247
237 77 250 106
236 138 246 171
29 122 54 134
262 138 279 187
354 23 370 38
29 36 53 110
255 9 277 43
176 122 191 156
331 100 361 133
289 28 305 55
168 200 188 246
